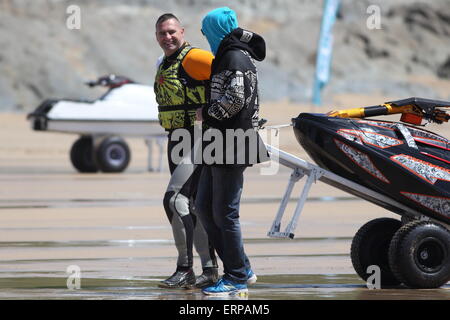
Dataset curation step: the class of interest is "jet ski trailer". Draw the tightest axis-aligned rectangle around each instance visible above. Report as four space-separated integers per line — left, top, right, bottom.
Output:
27 75 166 173
267 97 450 289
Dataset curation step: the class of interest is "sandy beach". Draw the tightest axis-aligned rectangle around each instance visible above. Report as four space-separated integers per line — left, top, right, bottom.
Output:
0 99 449 300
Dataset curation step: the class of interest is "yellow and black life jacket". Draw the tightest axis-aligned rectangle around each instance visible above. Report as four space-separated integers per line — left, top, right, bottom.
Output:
154 45 207 130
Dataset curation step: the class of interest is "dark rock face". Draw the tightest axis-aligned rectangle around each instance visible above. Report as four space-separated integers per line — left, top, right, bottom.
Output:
0 0 449 111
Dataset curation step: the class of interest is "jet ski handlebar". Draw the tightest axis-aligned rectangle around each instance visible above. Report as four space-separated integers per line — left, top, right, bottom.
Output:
327 97 450 125
84 74 134 88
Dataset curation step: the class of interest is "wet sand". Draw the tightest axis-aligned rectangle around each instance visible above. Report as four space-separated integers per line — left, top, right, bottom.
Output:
1 103 449 300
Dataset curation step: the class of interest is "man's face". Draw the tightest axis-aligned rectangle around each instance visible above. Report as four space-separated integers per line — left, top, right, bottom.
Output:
156 18 185 57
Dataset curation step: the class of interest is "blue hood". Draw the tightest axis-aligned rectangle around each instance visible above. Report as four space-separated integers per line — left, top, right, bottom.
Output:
201 7 238 55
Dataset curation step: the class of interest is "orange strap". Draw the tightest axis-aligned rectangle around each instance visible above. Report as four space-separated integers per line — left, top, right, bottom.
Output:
182 48 214 81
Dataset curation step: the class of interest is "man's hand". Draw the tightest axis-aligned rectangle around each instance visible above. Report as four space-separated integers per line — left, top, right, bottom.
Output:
196 107 203 121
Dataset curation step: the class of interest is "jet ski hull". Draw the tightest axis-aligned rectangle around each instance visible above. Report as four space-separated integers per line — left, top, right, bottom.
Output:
293 113 450 224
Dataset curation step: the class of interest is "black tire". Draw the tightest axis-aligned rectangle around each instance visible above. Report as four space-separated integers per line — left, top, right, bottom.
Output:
401 215 416 226
351 217 402 286
96 136 130 173
70 136 98 173
389 220 450 288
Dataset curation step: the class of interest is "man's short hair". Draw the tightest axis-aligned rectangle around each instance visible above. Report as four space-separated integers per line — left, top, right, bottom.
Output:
155 13 180 27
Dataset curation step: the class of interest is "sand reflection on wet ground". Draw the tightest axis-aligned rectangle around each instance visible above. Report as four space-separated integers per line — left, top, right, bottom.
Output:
1 274 449 300
1 166 449 300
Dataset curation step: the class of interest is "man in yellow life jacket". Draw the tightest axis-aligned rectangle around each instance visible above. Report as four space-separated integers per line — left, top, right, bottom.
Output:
154 13 218 289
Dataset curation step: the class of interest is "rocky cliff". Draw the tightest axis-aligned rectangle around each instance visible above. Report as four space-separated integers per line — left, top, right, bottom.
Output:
0 0 449 111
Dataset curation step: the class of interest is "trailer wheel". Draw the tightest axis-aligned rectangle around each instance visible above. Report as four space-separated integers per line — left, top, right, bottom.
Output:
96 136 130 173
389 221 450 288
70 136 98 173
351 217 402 286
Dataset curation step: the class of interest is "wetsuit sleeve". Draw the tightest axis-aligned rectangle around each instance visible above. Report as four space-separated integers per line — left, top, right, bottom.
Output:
181 48 214 81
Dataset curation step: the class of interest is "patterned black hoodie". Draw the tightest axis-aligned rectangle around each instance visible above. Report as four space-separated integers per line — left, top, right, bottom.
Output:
202 28 270 167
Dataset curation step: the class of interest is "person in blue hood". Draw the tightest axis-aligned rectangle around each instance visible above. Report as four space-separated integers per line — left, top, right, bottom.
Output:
195 7 270 297
201 7 238 55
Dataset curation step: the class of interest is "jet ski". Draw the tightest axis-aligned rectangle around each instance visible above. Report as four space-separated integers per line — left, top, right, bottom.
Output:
287 97 450 289
293 97 450 224
27 74 162 136
27 74 165 173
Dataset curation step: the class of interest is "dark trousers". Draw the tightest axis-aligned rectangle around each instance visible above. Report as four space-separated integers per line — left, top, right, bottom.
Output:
195 165 251 284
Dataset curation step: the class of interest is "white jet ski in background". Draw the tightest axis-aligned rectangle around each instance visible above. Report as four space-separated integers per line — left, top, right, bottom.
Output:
27 74 166 173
